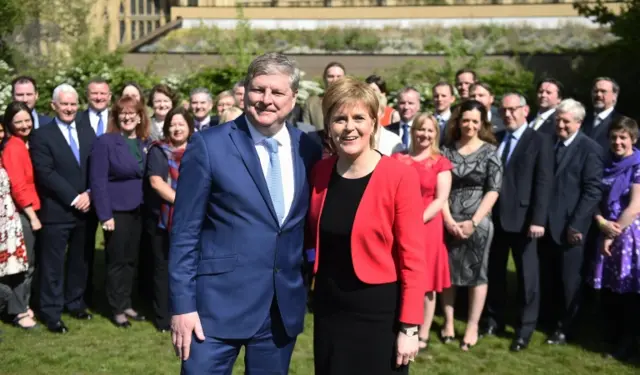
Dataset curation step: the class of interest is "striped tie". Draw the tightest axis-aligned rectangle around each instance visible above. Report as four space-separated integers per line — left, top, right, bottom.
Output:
263 138 285 225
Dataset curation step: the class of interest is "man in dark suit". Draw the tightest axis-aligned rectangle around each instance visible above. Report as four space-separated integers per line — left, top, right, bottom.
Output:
30 84 97 333
11 76 52 129
75 77 111 307
387 86 421 150
581 77 621 152
528 78 563 135
189 87 219 130
539 98 603 345
469 82 505 133
482 94 553 352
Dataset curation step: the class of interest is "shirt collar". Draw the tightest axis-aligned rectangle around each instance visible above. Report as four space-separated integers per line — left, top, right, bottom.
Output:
55 117 76 128
561 130 579 147
596 106 615 120
510 123 528 140
537 108 556 120
245 115 290 148
436 110 451 121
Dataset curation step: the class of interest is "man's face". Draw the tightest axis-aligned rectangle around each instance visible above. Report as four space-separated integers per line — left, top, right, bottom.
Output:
245 72 297 131
87 82 111 112
233 86 245 109
500 95 529 131
432 85 455 113
592 80 617 111
555 111 581 141
455 72 475 99
190 93 213 121
51 92 79 123
397 91 421 123
13 82 38 110
470 86 493 110
323 66 345 87
537 82 561 111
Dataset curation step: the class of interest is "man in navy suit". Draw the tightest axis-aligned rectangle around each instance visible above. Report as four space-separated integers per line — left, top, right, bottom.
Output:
11 76 52 129
581 77 622 152
30 84 96 333
528 78 563 135
170 53 322 374
539 98 603 345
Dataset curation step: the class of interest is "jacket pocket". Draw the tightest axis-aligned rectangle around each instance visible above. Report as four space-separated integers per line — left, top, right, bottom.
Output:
196 256 238 276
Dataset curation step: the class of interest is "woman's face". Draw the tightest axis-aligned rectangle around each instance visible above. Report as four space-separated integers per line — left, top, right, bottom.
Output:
216 96 235 114
152 92 173 119
459 109 482 140
168 114 189 146
610 129 635 158
413 118 437 152
329 101 375 158
0 123 5 139
12 110 33 138
122 85 141 102
118 105 140 134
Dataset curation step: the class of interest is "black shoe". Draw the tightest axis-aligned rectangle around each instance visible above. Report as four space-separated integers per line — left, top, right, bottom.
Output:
439 330 455 344
69 310 93 320
510 337 529 352
546 331 567 345
113 319 132 328
480 325 505 337
124 311 146 321
460 341 477 351
604 336 636 361
47 320 69 334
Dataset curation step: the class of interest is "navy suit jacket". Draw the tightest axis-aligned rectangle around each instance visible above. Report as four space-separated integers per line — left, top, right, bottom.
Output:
582 109 621 153
29 119 96 223
528 111 557 136
35 113 53 130
169 116 322 339
89 133 148 222
547 132 603 245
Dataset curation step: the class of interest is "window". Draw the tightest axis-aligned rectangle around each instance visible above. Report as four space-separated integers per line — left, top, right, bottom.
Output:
131 21 137 39
138 0 144 15
139 21 145 37
147 21 153 34
120 21 126 42
130 0 136 15
119 1 125 15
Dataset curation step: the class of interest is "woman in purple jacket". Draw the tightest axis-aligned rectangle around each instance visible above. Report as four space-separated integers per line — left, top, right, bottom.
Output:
90 95 151 328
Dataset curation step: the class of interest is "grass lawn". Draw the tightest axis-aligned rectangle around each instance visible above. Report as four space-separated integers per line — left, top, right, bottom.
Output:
2 231 638 374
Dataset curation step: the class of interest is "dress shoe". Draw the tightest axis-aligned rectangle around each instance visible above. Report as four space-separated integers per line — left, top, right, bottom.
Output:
439 330 455 344
510 337 529 352
47 320 69 334
546 331 567 345
604 336 637 361
124 310 146 321
113 319 132 328
69 310 93 320
480 325 505 337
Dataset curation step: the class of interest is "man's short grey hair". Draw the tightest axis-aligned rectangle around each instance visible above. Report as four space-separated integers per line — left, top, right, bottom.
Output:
556 98 586 123
233 80 245 90
244 53 300 91
52 84 78 102
190 87 212 102
502 92 527 107
396 86 421 100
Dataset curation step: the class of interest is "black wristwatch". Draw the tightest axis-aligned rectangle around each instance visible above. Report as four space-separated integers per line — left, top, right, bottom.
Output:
399 325 419 337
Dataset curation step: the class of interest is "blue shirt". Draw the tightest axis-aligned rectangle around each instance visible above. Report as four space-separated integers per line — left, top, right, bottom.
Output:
497 123 527 164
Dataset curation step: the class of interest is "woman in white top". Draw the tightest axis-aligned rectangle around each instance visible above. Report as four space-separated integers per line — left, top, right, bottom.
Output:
147 84 176 141
374 92 404 155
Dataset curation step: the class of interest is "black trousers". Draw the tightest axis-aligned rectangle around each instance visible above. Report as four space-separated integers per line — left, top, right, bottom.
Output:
538 234 584 334
104 209 142 315
485 228 540 339
83 216 99 308
38 220 91 324
145 214 170 329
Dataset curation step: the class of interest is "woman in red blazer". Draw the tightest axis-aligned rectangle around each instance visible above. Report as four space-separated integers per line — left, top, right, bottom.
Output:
0 101 42 329
307 77 426 375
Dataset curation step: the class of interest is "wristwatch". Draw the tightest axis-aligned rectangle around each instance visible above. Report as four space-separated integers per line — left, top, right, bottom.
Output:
399 325 419 337
471 219 479 228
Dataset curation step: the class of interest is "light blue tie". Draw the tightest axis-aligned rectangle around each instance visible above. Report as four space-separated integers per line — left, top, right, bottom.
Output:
401 123 410 148
263 138 285 225
67 124 80 164
97 113 104 136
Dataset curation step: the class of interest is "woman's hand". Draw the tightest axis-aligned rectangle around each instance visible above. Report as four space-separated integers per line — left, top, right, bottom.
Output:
102 218 115 231
30 217 42 231
396 331 419 368
599 219 622 238
458 220 476 239
445 220 463 238
601 238 614 257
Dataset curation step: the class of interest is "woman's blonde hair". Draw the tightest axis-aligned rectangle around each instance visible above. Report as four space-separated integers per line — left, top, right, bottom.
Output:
410 112 441 156
322 76 379 149
219 106 243 123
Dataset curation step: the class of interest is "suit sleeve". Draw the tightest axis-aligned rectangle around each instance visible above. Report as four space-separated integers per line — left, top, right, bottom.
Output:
89 138 113 222
29 129 79 206
394 168 427 325
569 145 604 234
531 135 553 226
2 140 37 210
169 132 212 315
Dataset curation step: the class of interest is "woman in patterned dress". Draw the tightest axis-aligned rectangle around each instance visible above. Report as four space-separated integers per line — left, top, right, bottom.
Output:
392 112 452 349
590 116 640 360
440 100 502 351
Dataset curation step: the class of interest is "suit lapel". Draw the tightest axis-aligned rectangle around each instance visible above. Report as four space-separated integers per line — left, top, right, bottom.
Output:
507 128 533 168
555 133 582 176
229 117 279 224
51 121 81 169
283 124 304 226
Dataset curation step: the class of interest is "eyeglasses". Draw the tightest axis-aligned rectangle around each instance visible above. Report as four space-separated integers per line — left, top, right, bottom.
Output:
500 106 523 114
119 112 138 118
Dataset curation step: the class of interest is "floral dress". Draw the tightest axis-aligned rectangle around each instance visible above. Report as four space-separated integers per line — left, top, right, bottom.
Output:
0 162 28 278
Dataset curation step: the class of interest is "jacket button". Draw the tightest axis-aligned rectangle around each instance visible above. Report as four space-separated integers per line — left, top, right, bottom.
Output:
274 268 280 273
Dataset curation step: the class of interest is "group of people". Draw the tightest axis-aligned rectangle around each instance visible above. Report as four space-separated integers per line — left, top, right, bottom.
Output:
0 52 638 374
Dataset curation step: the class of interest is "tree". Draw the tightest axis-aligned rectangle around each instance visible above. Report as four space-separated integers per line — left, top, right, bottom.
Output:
0 0 27 64
574 0 640 46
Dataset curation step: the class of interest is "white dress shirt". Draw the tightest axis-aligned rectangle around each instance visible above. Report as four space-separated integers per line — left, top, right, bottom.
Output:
560 130 580 147
246 116 295 223
375 127 404 156
88 108 109 135
529 108 556 130
593 106 615 128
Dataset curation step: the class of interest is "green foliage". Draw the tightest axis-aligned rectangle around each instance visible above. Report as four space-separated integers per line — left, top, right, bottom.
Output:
170 65 246 103
0 0 27 64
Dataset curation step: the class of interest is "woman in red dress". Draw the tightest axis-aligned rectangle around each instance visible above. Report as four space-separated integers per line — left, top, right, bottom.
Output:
392 112 452 349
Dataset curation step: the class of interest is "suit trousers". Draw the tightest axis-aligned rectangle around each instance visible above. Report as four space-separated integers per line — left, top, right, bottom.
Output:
485 228 540 339
104 209 142 315
38 220 91 324
83 216 99 308
181 301 296 375
145 214 170 329
538 235 584 333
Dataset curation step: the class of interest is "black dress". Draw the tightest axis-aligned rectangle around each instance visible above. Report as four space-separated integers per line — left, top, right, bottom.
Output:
314 167 407 375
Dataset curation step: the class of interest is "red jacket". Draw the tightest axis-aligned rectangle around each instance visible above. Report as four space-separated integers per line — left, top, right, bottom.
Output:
2 136 40 211
307 155 427 324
